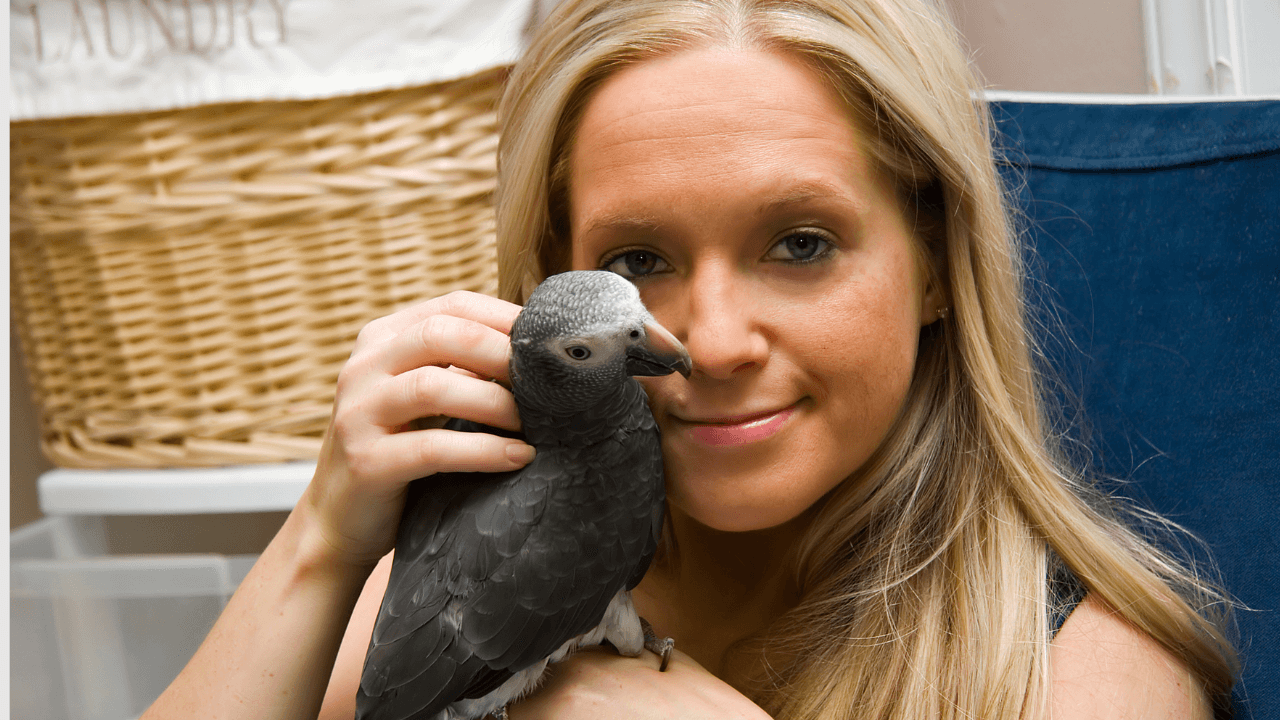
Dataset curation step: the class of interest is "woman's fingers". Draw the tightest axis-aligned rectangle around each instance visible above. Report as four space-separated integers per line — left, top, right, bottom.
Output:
370 365 522 432
340 312 517 403
395 312 516 381
354 292 520 357
351 428 536 489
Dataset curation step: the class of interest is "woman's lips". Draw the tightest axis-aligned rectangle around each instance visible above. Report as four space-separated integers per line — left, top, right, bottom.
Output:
679 404 798 447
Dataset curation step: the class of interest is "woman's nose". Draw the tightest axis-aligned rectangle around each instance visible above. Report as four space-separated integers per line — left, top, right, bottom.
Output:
677 264 769 381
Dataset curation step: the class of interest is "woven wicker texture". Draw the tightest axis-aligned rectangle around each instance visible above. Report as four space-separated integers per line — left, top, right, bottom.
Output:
10 68 505 468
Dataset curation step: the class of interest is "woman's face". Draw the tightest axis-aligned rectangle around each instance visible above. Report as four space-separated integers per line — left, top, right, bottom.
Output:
568 48 939 532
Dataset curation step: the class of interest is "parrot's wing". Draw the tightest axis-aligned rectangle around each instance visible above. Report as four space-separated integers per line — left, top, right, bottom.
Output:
356 423 664 720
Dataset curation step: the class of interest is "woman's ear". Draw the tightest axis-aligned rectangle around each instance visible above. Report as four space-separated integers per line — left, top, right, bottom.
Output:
918 277 949 327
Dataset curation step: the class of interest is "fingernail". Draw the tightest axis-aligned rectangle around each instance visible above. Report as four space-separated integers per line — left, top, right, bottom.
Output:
506 443 536 465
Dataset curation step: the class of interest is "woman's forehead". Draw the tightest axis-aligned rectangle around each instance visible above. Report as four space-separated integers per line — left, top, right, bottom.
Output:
567 47 886 239
571 47 861 157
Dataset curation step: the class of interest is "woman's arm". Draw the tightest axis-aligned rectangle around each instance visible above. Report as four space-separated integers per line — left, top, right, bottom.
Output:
1050 595 1212 720
141 500 376 719
510 646 774 720
141 292 529 720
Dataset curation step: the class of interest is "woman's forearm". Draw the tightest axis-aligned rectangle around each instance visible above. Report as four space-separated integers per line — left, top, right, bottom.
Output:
141 498 376 720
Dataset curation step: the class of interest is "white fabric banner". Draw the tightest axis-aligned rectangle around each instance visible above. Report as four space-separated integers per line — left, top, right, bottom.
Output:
9 0 536 120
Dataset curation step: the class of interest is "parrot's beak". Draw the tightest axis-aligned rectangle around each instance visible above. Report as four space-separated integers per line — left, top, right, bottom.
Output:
627 319 693 378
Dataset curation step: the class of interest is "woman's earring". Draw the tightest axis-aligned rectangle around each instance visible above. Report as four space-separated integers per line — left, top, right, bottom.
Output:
937 306 950 322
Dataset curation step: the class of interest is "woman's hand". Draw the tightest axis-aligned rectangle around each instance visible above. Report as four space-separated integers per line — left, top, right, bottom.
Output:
303 290 535 569
511 646 774 720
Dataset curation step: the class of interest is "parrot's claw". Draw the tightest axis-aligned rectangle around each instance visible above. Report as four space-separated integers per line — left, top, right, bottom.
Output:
649 635 675 672
492 706 509 720
639 617 676 672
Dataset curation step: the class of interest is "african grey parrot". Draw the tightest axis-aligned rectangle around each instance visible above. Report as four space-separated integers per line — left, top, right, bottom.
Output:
356 270 691 720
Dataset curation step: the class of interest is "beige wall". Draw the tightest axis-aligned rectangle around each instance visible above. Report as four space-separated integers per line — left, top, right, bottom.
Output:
7 0 1151 541
945 0 1148 94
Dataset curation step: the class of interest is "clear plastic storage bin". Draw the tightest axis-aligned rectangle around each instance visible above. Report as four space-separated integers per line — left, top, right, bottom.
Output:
10 517 258 720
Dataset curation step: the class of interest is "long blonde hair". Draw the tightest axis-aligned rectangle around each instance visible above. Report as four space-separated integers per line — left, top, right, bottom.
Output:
494 1 1238 718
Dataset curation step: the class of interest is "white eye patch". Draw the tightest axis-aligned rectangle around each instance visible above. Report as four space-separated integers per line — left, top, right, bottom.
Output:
544 335 621 369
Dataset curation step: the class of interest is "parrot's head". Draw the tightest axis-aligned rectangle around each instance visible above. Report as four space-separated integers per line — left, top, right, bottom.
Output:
510 271 691 414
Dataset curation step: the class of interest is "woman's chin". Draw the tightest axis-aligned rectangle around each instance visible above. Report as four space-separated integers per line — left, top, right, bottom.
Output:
668 492 811 534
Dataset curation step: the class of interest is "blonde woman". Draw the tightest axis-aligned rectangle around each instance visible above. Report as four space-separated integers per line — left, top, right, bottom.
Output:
143 1 1238 719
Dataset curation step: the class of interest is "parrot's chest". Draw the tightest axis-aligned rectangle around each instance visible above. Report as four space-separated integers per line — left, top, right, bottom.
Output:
534 424 665 526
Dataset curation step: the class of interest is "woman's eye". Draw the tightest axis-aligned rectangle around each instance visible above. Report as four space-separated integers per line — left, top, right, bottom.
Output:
602 249 670 279
765 230 833 263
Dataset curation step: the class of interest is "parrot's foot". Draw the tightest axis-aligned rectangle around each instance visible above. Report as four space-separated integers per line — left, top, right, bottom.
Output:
491 707 509 720
639 617 675 672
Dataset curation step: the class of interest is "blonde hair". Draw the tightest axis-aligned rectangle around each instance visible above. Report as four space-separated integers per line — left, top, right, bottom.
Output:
495 1 1238 718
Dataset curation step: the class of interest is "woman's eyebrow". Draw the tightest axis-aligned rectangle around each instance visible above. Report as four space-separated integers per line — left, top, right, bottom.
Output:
755 181 856 217
581 212 665 237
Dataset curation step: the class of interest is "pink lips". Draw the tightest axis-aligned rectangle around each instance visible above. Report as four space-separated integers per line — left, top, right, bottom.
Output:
682 404 797 447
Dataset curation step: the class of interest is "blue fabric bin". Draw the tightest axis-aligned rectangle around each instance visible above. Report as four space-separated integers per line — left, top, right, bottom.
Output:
993 97 1279 718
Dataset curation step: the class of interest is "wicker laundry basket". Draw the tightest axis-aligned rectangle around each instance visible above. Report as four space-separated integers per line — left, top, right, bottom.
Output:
10 67 506 469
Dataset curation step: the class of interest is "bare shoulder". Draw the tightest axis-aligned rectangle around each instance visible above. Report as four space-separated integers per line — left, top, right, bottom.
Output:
1050 594 1211 720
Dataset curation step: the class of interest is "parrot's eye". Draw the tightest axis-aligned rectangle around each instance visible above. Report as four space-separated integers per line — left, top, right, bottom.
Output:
629 330 641 339
566 346 592 361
